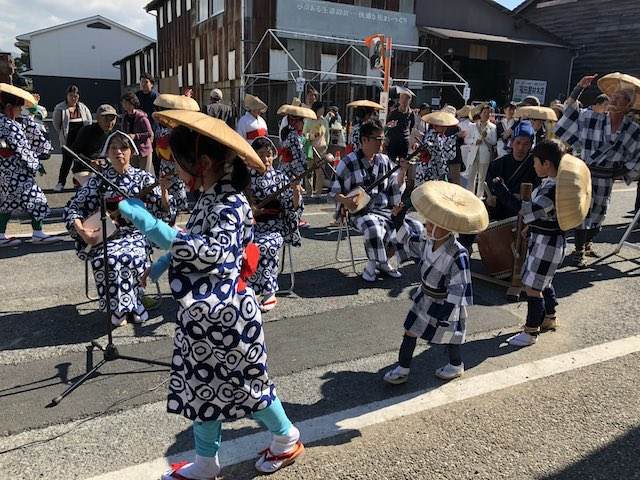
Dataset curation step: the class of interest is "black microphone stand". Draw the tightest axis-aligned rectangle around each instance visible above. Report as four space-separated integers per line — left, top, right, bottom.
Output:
49 147 171 407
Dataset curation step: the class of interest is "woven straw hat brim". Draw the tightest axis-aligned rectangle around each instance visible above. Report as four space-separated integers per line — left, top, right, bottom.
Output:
346 100 384 110
153 110 265 173
422 111 459 127
244 94 268 112
154 94 200 111
0 83 37 107
515 106 558 122
556 154 592 231
597 72 640 110
456 105 473 118
277 104 317 119
410 181 489 234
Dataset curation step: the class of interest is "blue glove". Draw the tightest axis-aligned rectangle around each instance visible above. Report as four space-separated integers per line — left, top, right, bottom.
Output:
118 198 178 249
149 252 171 282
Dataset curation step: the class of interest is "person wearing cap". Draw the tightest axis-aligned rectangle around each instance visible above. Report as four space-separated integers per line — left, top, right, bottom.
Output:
497 102 517 157
485 120 540 221
153 94 201 213
330 119 419 282
69 104 117 187
555 73 640 265
415 110 458 185
237 94 268 141
64 130 174 326
386 86 418 163
116 111 304 478
247 136 302 312
496 140 567 346
383 181 488 384
206 88 235 128
0 84 57 246
463 103 497 197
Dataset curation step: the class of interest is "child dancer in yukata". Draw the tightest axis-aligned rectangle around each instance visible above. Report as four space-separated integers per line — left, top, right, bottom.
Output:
495 140 567 346
247 136 302 312
117 111 304 479
384 181 488 384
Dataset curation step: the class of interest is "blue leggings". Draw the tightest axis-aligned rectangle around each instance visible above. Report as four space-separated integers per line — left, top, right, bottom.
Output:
193 397 292 457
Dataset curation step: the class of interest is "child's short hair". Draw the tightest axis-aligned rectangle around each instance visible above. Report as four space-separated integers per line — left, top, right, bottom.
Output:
531 139 564 170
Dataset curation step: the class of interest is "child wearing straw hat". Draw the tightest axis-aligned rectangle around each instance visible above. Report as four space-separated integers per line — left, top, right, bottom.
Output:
117 111 304 478
384 181 489 384
416 110 459 185
500 140 568 346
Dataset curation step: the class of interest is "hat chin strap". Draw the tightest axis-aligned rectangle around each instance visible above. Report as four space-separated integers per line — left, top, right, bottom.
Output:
425 223 452 242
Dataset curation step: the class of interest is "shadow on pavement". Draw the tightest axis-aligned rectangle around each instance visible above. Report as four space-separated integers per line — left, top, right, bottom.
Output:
0 236 74 259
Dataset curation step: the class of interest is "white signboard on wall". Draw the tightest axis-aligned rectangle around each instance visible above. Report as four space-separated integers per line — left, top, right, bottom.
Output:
512 79 547 104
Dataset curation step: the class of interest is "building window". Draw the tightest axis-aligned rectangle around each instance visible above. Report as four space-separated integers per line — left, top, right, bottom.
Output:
126 60 131 86
320 54 338 81
186 0 191 10
199 59 206 84
228 50 236 80
211 0 224 16
135 55 141 83
178 65 183 87
167 0 172 23
161 70 165 79
188 62 194 86
212 54 219 82
269 49 289 81
150 49 155 77
198 0 208 22
176 0 181 17
159 5 164 28
169 67 174 77
469 44 488 60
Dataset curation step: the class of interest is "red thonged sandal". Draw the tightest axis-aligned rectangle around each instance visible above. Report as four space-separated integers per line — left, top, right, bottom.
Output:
160 461 218 480
255 440 305 474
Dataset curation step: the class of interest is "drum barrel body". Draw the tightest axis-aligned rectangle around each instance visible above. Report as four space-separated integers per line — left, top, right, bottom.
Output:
477 217 517 279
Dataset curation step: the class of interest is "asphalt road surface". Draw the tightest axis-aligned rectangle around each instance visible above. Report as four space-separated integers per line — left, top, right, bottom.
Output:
1 157 640 479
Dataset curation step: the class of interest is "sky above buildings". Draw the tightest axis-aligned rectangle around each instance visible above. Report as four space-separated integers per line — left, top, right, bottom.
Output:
1 0 525 55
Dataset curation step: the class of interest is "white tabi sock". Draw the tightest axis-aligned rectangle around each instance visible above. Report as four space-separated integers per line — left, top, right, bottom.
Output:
168 454 220 479
270 425 300 455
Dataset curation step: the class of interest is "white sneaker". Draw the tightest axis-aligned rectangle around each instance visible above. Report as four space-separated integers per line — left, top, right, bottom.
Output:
378 261 402 278
507 331 538 347
361 261 377 282
435 363 464 380
53 182 64 192
383 365 410 385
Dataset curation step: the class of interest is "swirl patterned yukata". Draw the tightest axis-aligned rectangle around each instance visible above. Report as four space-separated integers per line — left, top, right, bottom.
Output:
247 167 301 296
64 165 175 321
0 114 52 220
167 175 275 421
156 125 189 212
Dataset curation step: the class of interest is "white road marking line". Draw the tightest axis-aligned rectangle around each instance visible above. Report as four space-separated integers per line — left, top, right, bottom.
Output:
87 334 640 480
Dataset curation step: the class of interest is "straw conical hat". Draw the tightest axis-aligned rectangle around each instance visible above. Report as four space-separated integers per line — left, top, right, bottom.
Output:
0 83 37 107
152 110 265 173
556 154 592 231
154 94 200 111
346 100 384 110
598 72 640 110
244 94 267 112
422 111 459 127
277 103 316 119
456 105 473 119
515 106 558 122
410 181 489 234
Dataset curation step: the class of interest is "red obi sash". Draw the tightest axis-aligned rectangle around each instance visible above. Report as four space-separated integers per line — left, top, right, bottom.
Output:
246 128 268 141
237 242 260 293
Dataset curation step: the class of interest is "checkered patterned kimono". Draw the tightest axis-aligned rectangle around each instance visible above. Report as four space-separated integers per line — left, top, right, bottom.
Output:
329 150 423 265
415 129 455 185
0 114 52 221
247 167 301 296
64 165 176 320
521 178 566 291
397 225 472 345
555 100 640 229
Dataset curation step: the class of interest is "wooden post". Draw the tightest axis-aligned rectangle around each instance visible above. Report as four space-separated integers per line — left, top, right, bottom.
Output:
507 182 533 300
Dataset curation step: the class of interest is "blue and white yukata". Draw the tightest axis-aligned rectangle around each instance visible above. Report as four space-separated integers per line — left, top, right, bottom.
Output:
0 114 52 223
521 177 566 292
64 165 175 322
156 125 189 212
415 129 456 186
396 224 472 345
350 122 362 152
555 95 640 251
247 167 301 297
166 175 275 421
329 149 423 266
280 126 306 217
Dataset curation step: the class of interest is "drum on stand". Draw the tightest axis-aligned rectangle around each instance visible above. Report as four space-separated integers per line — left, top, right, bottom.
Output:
476 216 517 279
